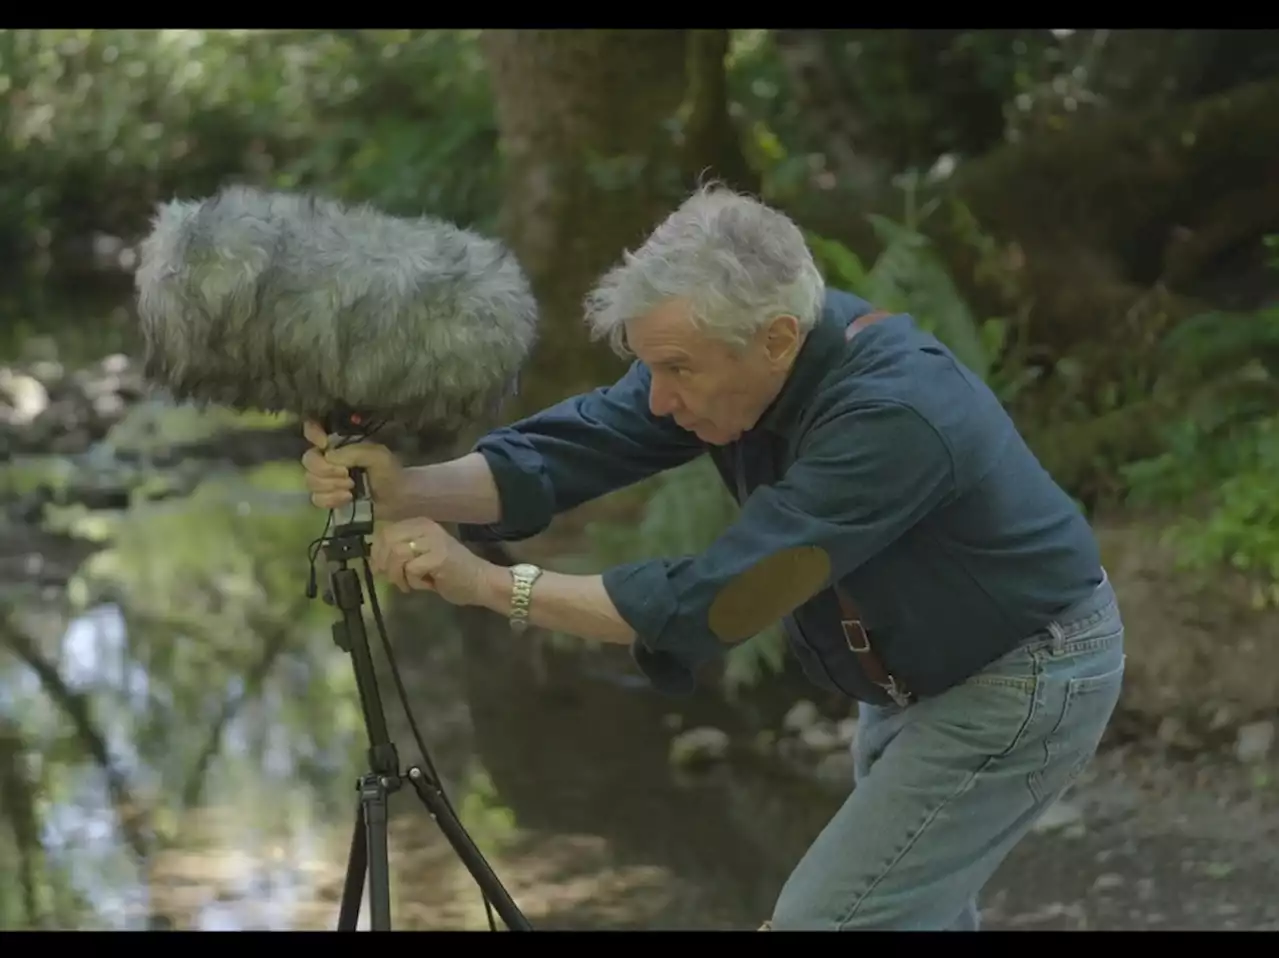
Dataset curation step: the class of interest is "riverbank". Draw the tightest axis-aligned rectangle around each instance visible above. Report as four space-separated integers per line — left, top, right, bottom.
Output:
2 345 1276 930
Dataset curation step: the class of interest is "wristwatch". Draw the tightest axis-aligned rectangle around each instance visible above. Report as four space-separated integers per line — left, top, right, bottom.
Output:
507 563 543 634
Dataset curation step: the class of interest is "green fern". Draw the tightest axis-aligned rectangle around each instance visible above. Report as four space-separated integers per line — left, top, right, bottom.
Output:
1119 238 1279 602
807 220 999 383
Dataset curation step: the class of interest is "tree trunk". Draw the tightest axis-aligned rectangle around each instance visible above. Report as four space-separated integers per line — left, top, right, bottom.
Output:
479 29 758 416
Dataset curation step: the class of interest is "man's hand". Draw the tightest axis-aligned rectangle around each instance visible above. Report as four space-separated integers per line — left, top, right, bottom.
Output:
374 516 639 647
301 420 406 512
372 516 489 605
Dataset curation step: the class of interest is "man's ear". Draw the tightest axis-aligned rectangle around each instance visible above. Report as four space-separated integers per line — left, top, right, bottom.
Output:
762 314 802 365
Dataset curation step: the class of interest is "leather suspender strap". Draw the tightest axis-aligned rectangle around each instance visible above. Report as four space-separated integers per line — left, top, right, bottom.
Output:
834 586 913 707
845 309 894 339
838 308 915 708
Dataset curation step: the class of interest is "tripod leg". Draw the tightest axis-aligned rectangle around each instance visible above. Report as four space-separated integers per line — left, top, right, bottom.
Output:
319 520 528 932
407 767 533 931
360 773 393 931
337 802 367 931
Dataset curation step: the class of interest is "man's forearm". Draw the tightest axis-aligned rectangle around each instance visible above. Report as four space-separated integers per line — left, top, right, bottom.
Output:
474 563 637 647
385 452 503 525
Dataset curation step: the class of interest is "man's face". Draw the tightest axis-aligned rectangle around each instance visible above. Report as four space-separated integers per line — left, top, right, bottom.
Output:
625 299 802 445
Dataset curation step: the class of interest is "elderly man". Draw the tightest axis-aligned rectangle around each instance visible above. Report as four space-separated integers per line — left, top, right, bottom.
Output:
300 185 1125 931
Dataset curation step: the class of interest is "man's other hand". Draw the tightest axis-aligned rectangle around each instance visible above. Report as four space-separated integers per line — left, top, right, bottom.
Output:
372 516 489 605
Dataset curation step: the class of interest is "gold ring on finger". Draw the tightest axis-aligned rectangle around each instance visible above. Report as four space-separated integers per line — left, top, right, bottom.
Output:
408 540 419 555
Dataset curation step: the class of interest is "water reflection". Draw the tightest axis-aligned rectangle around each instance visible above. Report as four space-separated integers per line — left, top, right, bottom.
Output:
1 388 847 930
5 596 368 928
13 270 828 930
1 458 373 929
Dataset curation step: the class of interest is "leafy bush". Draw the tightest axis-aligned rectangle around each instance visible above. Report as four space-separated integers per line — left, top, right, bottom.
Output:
0 29 501 258
1119 238 1278 606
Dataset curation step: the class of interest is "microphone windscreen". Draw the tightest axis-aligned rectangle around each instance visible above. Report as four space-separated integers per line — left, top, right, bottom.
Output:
133 185 540 435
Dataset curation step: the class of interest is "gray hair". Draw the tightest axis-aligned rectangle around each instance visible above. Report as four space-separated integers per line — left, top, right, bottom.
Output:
584 184 826 357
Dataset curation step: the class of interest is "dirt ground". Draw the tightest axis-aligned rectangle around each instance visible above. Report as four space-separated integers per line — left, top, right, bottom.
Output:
978 743 1277 931
214 739 1274 933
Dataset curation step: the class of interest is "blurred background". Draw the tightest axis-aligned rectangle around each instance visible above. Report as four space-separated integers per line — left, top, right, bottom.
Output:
0 28 1275 931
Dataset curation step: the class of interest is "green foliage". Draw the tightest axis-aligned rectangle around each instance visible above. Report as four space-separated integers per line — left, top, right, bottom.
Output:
0 29 501 258
725 30 816 204
454 760 519 858
725 29 1066 188
806 212 1003 382
270 30 501 227
1118 239 1279 605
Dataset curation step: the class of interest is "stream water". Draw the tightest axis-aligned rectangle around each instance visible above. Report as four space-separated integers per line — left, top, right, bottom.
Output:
0 272 848 931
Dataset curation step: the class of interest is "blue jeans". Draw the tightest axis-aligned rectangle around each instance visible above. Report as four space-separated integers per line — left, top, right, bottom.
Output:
767 575 1125 930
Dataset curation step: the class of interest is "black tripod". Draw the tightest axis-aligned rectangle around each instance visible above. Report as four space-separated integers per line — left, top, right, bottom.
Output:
307 460 532 932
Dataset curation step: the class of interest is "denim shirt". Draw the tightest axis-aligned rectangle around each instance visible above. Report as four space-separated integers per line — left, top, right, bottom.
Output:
459 290 1104 704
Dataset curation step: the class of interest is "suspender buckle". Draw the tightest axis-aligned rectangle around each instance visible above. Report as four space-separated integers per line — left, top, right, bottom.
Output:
843 616 914 707
841 618 870 653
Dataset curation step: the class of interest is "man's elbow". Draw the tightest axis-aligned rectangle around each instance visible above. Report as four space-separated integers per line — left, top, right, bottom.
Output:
467 438 557 538
631 624 726 697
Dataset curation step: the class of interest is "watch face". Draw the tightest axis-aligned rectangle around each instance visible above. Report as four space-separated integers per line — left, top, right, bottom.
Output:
512 563 540 578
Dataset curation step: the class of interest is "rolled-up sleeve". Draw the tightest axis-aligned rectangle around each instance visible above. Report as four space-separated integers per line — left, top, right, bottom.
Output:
602 400 957 696
458 362 705 543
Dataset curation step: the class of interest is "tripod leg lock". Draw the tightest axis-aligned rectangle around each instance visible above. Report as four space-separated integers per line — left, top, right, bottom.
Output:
358 767 401 799
358 772 395 804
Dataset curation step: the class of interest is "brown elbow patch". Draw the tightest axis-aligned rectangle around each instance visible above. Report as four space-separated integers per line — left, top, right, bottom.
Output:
706 546 831 643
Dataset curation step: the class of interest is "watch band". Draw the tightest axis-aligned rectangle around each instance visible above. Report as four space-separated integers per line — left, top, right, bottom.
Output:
508 563 542 634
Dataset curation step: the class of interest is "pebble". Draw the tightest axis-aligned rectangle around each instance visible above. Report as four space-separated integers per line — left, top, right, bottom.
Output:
0 371 50 425
782 700 819 733
1234 721 1274 764
797 722 842 752
1092 873 1124 891
1157 715 1200 749
102 354 131 376
1209 706 1236 731
668 726 729 768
